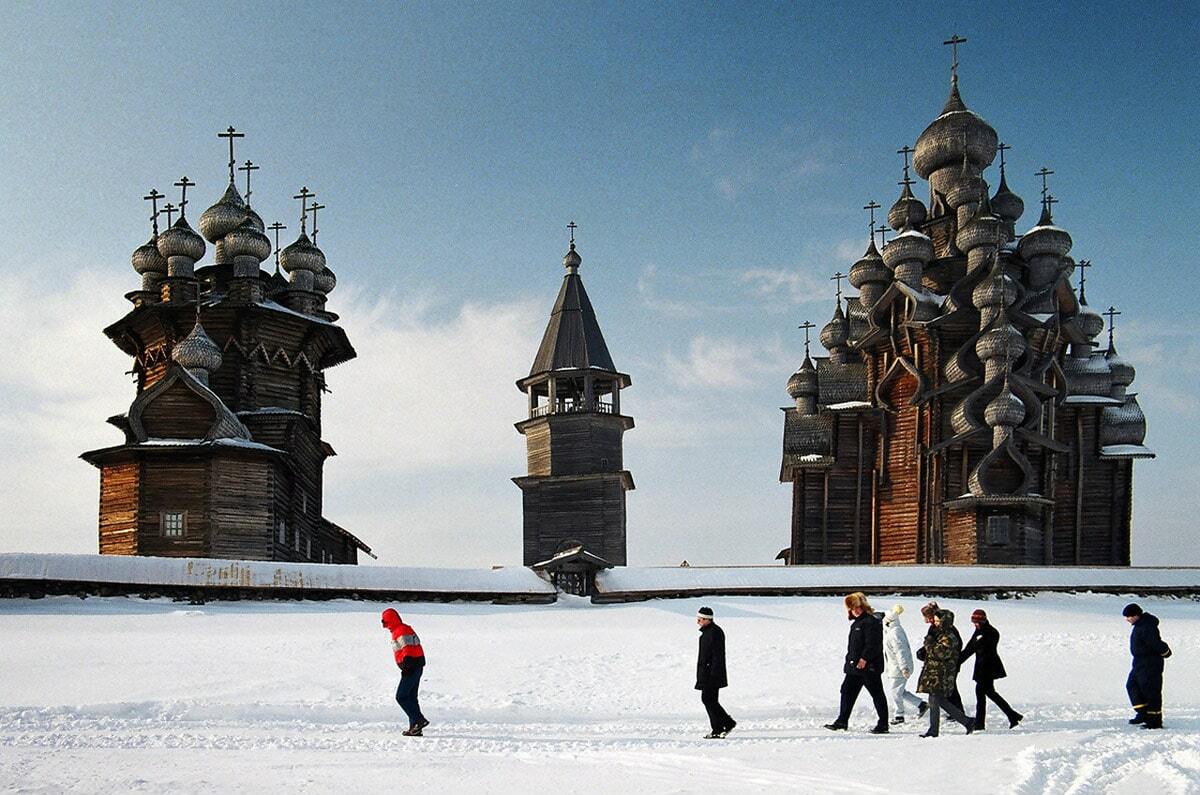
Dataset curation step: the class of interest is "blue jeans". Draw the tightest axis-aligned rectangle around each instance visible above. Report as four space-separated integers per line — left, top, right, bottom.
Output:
395 666 425 727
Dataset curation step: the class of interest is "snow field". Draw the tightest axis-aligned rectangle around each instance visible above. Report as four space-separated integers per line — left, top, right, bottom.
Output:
0 593 1197 793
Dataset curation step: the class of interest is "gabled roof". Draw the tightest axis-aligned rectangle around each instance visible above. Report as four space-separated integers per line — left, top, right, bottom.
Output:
529 273 617 376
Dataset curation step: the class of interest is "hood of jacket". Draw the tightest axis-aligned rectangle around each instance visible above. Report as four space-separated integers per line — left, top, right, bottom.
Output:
935 609 956 632
381 608 403 630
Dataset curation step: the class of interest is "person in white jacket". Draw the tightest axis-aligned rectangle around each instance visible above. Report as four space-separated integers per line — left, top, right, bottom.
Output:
883 604 927 724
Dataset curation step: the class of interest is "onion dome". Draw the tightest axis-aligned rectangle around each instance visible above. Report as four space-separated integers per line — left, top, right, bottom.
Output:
820 302 849 352
172 320 222 374
224 218 272 263
888 182 927 231
848 239 889 286
985 377 1025 428
313 265 337 294
1017 208 1072 260
882 228 935 271
1106 342 1135 387
972 261 1019 309
913 77 998 180
131 236 167 276
198 183 247 243
279 231 326 274
156 216 206 262
563 242 582 271
991 170 1024 225
244 205 265 233
786 355 818 399
946 153 985 210
1076 296 1105 341
956 191 1001 254
977 324 1026 362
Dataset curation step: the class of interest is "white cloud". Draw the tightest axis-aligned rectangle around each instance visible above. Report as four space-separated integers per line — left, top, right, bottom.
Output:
737 268 829 306
690 126 835 202
661 334 789 390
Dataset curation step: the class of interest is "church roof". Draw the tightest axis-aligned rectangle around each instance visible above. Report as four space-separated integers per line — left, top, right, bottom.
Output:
529 270 617 377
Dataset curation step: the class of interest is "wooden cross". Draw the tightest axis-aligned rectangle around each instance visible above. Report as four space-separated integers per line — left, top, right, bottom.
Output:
268 221 287 269
1104 306 1121 347
798 320 816 357
897 144 915 186
143 188 163 235
943 34 967 79
163 203 177 228
293 187 315 232
1035 166 1054 204
567 220 577 245
174 176 195 217
997 142 1011 176
877 223 890 247
238 160 259 205
830 271 846 301
309 202 325 243
1075 259 1092 301
1044 193 1059 216
863 200 880 236
218 126 244 183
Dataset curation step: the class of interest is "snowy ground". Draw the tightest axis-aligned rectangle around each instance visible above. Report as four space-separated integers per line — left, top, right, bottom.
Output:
1 594 1197 794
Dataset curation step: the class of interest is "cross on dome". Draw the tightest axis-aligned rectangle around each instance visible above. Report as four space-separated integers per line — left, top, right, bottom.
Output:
1104 305 1122 348
173 177 194 217
943 34 967 80
293 187 315 232
268 221 287 270
830 271 846 301
798 320 816 357
567 220 577 246
218 126 244 184
162 203 177 228
143 188 163 235
1076 259 1093 301
309 202 326 243
238 160 259 206
863 200 881 239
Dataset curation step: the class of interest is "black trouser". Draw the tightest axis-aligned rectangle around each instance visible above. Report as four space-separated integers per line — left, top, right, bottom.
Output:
1127 662 1164 725
948 686 964 711
927 693 973 736
836 670 888 726
974 679 1018 728
395 665 426 727
700 686 733 733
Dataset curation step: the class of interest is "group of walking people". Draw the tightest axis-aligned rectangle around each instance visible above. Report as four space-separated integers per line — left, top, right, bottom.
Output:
376 597 1172 740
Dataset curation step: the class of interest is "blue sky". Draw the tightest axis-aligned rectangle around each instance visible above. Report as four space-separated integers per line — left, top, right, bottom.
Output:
1 2 1197 565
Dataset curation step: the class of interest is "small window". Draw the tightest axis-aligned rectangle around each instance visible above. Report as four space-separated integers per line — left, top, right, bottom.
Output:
306 537 312 559
277 520 287 545
294 531 301 552
986 515 1011 546
301 493 308 515
161 511 186 538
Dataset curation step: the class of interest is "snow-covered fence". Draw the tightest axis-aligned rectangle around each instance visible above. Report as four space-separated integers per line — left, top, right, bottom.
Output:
592 565 1200 603
0 554 557 604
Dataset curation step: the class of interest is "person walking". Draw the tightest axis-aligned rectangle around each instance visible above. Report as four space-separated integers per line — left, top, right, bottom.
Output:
960 609 1023 730
695 606 736 739
916 601 964 711
883 605 927 725
1123 603 1172 730
916 609 974 738
824 592 889 734
381 608 429 737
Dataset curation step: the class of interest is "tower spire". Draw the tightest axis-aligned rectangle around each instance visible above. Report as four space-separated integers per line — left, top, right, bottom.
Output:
218 126 244 184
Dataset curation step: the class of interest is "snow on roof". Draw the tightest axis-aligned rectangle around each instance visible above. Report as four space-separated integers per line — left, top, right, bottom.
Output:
595 564 1200 595
825 400 873 410
1100 444 1156 458
139 438 283 453
1062 395 1123 405
0 554 557 595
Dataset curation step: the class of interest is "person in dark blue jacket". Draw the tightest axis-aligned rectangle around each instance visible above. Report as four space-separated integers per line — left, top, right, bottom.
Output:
1123 603 1172 729
960 609 1023 730
695 606 736 739
824 592 889 734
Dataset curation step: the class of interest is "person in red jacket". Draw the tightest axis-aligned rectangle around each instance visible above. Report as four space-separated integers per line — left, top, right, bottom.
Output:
381 608 428 736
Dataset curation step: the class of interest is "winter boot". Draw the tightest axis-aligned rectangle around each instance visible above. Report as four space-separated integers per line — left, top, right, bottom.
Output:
1008 712 1023 729
1142 710 1163 730
415 717 430 731
703 731 724 739
721 719 737 737
869 723 889 734
823 722 848 731
890 715 905 725
1128 710 1146 725
402 726 423 737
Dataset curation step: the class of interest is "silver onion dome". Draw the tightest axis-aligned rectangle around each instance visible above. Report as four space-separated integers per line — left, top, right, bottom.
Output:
972 264 1019 309
131 236 167 275
913 78 998 180
881 228 934 270
1017 211 1073 260
198 183 247 243
224 218 272 262
172 321 223 374
1077 299 1105 340
976 324 1027 362
563 243 582 271
820 303 849 352
244 204 265 233
888 182 927 231
313 265 337 294
985 378 1026 428
848 240 889 288
1106 342 1136 387
991 171 1024 224
156 216 206 261
279 231 327 274
786 355 819 399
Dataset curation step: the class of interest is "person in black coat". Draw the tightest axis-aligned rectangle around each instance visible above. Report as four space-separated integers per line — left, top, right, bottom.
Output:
916 601 964 711
1123 603 1172 729
695 606 736 739
960 609 1023 730
824 592 889 733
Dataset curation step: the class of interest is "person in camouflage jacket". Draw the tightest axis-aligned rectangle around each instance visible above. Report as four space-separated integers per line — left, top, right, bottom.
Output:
915 609 974 738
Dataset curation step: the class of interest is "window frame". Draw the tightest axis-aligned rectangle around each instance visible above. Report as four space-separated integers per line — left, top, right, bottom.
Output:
160 510 187 538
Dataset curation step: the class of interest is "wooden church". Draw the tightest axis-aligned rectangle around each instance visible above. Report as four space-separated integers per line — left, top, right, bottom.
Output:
779 42 1152 567
514 229 634 593
82 130 371 564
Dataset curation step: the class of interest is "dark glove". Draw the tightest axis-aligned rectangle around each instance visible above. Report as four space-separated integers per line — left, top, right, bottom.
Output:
1162 646 1172 659
916 647 926 662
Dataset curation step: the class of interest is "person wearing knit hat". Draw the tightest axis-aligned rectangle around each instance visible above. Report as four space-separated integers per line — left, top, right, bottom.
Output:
824 593 889 733
960 609 1023 730
695 606 736 739
1123 603 1172 729
915 601 965 712
882 604 927 724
